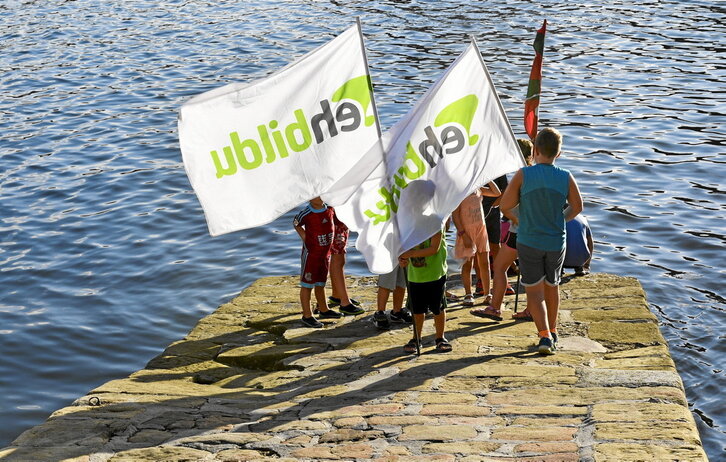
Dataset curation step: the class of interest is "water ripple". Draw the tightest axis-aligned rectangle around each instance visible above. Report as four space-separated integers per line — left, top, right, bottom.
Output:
0 0 724 456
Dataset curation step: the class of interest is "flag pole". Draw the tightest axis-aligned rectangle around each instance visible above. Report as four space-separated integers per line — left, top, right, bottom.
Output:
524 19 547 141
356 17 382 138
469 36 527 166
357 18 419 354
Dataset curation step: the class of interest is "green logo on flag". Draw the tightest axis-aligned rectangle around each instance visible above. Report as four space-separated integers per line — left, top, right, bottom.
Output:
434 95 479 146
209 75 375 179
332 75 376 127
363 95 480 225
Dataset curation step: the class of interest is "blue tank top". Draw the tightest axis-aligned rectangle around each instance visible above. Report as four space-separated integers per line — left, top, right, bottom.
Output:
517 163 571 252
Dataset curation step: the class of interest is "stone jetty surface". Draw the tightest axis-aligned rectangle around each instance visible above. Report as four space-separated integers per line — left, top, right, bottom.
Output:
1 273 707 461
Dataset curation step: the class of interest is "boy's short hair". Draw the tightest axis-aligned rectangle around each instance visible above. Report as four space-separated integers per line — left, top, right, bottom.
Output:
535 127 562 158
517 138 534 165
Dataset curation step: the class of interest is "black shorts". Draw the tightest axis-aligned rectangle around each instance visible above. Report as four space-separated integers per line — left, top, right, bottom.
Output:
504 230 517 250
484 207 501 244
408 275 447 315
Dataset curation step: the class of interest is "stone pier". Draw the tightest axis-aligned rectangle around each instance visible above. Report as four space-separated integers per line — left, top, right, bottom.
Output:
0 273 707 461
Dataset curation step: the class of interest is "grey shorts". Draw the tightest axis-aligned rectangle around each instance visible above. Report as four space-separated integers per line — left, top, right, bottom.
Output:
517 242 565 287
377 266 407 291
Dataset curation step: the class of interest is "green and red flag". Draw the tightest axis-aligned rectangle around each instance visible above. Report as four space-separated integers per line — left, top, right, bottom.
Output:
524 19 547 141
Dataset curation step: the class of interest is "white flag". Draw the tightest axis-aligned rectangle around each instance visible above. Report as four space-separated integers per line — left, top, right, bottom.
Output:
323 40 525 274
179 24 379 236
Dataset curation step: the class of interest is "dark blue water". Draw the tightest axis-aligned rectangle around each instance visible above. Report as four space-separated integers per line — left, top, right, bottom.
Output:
1 0 724 458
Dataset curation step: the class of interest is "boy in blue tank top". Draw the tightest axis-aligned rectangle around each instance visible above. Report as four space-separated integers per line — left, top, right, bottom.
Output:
500 128 583 355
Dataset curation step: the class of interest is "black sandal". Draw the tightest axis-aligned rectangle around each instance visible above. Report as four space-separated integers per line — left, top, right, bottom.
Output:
435 337 452 353
403 338 420 354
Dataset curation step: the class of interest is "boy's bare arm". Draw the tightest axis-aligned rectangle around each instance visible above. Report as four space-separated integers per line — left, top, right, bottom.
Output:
399 232 443 263
564 174 583 221
451 205 464 232
294 224 306 242
451 206 472 248
500 170 523 225
480 180 501 198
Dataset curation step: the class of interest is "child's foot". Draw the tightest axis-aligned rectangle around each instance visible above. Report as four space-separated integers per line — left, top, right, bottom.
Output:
512 309 534 321
462 294 475 307
537 336 555 355
470 306 502 321
301 316 323 328
340 304 365 316
390 309 413 323
373 310 390 329
329 296 361 307
435 337 452 353
317 308 342 319
403 337 420 354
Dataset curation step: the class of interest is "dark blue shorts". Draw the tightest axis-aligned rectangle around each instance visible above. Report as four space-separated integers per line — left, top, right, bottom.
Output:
517 243 565 287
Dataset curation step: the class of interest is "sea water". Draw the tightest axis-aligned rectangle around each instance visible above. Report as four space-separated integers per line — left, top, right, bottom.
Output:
0 0 723 457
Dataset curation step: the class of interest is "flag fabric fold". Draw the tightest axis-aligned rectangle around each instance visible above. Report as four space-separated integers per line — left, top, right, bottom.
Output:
178 24 379 236
524 19 547 141
323 40 525 274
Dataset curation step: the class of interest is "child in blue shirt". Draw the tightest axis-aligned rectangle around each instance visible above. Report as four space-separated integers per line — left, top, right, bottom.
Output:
500 128 583 354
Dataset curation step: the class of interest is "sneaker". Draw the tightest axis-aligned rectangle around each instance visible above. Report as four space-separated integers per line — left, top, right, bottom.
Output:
340 304 365 316
551 332 559 350
373 310 390 329
317 308 342 319
301 316 323 328
474 282 485 297
537 336 555 355
328 296 360 307
505 284 516 296
390 309 412 323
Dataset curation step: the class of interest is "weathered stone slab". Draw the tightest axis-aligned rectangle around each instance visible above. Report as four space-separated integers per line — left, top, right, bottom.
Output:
588 320 666 346
578 368 684 389
399 424 477 441
595 421 702 445
594 442 707 461
107 446 212 461
422 441 500 454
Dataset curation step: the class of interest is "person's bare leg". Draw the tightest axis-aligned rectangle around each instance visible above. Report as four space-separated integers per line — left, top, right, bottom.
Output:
544 283 560 332
525 281 549 334
472 253 481 291
300 287 313 318
329 253 351 305
434 310 447 339
461 258 473 295
392 286 406 313
476 250 491 301
314 285 329 313
490 242 500 267
376 287 391 312
492 246 517 310
413 313 425 341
